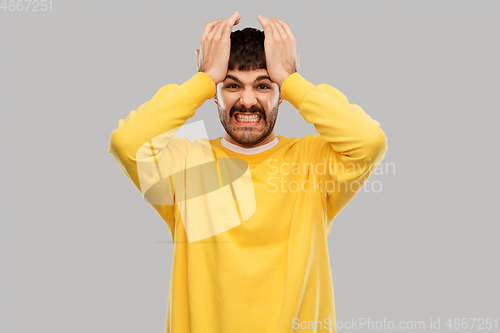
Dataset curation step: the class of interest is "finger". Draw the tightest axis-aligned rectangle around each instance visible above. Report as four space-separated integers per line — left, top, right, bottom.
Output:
230 12 242 27
232 10 241 23
224 11 241 27
257 14 270 29
257 15 275 40
207 20 223 41
212 12 240 41
268 19 283 40
219 12 241 40
272 18 296 60
201 19 223 43
271 17 288 41
212 20 226 41
272 17 296 43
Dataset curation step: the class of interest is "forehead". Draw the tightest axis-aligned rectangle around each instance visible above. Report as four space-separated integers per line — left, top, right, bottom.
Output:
224 69 273 84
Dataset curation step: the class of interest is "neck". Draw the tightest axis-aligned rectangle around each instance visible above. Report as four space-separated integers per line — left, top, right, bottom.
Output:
223 131 276 148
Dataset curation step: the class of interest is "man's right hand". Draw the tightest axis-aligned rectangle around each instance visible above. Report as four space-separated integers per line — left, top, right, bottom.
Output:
196 11 241 86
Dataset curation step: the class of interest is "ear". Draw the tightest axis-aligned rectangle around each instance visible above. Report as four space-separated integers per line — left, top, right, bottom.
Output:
213 91 218 105
278 94 283 106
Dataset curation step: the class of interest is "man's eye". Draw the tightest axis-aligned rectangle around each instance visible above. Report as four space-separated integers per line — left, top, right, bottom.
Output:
226 84 269 89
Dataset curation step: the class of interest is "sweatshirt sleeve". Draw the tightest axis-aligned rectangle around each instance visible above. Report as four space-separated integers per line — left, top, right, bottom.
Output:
280 72 388 228
107 72 216 230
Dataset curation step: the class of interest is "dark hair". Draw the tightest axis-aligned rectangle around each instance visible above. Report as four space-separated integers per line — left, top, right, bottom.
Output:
228 27 266 71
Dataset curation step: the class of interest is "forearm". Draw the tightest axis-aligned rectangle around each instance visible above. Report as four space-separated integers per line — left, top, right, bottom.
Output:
107 71 216 188
281 72 387 165
281 73 388 225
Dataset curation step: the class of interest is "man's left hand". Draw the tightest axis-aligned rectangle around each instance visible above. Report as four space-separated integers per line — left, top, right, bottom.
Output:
257 15 300 88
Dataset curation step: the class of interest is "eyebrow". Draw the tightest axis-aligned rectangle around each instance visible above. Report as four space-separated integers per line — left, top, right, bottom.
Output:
224 74 273 85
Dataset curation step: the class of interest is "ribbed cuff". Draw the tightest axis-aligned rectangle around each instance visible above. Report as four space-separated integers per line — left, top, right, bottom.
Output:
180 72 217 109
280 72 316 110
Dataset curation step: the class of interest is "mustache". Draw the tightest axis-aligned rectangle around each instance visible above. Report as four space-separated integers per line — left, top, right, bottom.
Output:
230 105 265 118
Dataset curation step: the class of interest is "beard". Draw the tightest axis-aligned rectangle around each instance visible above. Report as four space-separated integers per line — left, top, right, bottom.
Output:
218 103 279 147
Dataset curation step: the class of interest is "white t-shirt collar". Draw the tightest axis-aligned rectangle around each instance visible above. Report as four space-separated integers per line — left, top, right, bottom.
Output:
221 137 279 155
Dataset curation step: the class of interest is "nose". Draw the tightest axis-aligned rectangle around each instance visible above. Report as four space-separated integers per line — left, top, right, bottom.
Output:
239 88 258 109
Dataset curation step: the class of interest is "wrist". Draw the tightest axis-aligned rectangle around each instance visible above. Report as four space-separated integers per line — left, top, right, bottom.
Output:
201 70 218 85
276 71 297 88
280 72 315 110
181 72 217 106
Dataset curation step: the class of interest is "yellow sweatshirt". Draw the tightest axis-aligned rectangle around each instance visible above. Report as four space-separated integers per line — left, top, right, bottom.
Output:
108 71 388 332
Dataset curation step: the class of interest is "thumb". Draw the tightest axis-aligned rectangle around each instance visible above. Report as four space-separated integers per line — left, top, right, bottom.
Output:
195 49 200 70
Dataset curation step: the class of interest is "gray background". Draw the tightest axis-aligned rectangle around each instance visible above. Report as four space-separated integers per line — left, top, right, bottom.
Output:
1 0 499 332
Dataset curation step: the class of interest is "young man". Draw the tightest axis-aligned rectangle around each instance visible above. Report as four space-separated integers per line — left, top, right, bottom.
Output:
108 11 388 333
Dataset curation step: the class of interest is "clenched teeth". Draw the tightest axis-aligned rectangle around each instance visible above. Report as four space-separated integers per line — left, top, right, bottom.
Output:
235 114 261 123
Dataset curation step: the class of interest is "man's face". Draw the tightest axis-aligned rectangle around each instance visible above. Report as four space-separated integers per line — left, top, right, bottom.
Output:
215 68 283 147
